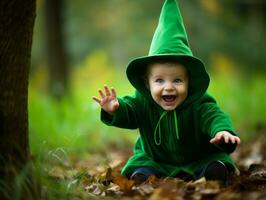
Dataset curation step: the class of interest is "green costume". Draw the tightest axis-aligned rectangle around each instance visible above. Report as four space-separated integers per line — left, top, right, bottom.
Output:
101 0 238 178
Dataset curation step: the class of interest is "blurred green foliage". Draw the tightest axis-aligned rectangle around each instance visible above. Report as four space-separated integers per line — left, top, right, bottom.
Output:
32 0 266 71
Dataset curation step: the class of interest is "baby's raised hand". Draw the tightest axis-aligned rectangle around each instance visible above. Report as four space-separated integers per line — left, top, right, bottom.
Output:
210 131 241 145
92 85 119 115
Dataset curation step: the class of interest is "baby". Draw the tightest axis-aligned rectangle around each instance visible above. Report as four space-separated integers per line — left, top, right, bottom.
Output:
93 0 240 185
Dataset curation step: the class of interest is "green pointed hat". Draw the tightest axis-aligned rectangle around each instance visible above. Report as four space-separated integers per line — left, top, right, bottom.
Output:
126 0 210 102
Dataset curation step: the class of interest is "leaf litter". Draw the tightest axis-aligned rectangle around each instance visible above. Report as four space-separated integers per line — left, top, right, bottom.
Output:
45 134 266 200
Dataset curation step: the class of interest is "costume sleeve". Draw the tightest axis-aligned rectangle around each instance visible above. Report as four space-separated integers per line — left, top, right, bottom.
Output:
100 93 140 129
198 94 238 153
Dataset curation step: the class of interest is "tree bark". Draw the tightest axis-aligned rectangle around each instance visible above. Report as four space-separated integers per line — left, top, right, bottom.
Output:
44 0 69 100
0 0 37 199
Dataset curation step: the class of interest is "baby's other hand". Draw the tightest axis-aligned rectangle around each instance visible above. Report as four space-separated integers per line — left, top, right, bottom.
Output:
210 131 241 145
92 85 119 115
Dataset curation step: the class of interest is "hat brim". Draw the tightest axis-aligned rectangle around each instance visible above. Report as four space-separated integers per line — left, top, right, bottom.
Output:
126 54 210 103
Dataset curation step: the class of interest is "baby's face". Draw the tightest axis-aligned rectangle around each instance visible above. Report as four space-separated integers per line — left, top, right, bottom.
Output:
147 62 189 111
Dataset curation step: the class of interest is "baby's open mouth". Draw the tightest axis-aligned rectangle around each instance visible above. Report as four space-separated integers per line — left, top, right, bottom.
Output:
162 95 176 102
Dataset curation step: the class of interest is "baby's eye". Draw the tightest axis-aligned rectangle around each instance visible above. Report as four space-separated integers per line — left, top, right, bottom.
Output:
174 79 182 83
155 78 164 83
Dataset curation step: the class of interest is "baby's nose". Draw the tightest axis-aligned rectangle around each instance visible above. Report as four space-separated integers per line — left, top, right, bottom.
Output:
164 82 174 90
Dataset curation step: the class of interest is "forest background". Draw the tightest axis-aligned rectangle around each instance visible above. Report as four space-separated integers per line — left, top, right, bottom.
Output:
28 0 265 198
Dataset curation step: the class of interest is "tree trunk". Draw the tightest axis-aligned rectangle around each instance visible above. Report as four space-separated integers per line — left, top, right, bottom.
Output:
44 0 69 100
0 0 37 199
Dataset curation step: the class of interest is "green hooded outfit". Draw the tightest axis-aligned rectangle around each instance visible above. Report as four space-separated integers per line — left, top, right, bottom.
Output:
101 0 238 178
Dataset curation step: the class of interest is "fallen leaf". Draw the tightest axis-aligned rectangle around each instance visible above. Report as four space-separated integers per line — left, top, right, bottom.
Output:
248 164 266 179
113 174 135 193
98 167 113 186
134 183 155 196
147 175 158 185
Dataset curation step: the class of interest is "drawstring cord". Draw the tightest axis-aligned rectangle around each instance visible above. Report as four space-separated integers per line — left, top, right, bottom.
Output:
174 111 179 140
154 111 179 145
154 111 167 145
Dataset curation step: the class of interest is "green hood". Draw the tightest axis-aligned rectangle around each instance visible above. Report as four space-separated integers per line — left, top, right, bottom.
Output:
126 0 210 107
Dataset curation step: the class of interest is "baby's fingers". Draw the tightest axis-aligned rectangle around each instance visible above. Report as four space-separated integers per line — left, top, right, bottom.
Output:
210 137 218 144
209 138 215 144
231 136 241 144
210 132 224 144
98 89 105 98
236 137 241 144
92 96 101 104
111 87 117 98
223 134 229 143
104 85 111 96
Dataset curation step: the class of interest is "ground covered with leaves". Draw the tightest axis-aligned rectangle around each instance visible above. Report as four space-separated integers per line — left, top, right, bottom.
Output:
43 133 266 200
